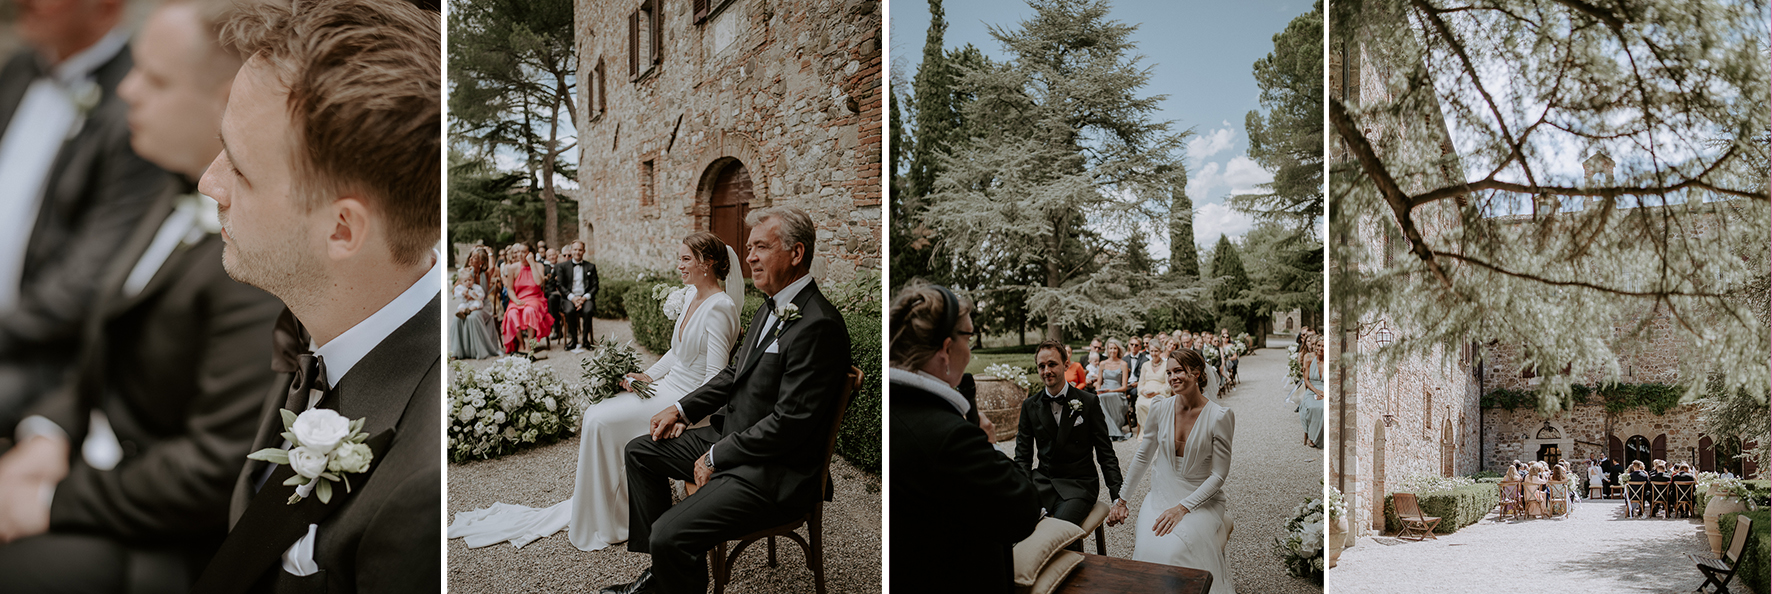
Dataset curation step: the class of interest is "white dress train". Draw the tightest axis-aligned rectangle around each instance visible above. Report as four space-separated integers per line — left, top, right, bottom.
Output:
448 287 740 550
1122 395 1237 593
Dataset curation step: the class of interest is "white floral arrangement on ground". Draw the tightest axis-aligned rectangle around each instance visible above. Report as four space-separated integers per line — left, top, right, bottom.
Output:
1272 497 1325 580
983 363 1035 393
653 283 691 321
1327 485 1347 521
1699 472 1766 511
447 358 584 463
248 408 373 504
581 335 656 405
1286 344 1302 383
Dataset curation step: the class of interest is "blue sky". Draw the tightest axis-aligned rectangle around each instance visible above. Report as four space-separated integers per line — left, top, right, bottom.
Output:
891 0 1314 249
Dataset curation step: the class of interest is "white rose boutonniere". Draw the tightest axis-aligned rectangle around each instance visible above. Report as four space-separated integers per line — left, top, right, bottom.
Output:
1068 399 1083 414
247 408 374 504
773 303 802 338
64 80 101 140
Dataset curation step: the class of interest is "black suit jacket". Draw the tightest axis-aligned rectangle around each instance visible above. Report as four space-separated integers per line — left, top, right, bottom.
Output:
1015 384 1124 503
196 297 441 594
552 259 598 301
891 380 1040 594
0 47 166 359
22 181 282 543
677 278 850 510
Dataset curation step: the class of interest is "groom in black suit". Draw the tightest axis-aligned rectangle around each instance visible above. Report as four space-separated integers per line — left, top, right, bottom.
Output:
603 207 851 594
553 240 598 350
1018 340 1126 546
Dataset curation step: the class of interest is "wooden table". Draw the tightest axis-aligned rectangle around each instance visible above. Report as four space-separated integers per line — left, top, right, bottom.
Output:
1054 553 1213 594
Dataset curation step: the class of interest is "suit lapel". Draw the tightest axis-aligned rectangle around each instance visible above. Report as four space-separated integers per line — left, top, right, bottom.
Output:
99 182 194 316
735 281 819 378
0 52 39 141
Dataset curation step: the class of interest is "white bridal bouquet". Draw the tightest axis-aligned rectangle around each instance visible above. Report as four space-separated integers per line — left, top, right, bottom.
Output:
983 363 1036 393
581 335 656 405
654 283 692 321
447 357 585 463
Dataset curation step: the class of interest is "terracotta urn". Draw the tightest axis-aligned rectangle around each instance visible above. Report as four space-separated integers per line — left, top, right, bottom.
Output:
1327 515 1348 568
973 375 1028 443
1703 486 1748 557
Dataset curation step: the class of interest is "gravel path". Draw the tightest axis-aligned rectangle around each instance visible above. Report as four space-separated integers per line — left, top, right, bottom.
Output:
995 337 1324 593
1330 498 1739 593
447 319 883 593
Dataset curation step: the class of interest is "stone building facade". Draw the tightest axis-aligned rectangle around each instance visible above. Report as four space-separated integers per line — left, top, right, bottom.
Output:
574 0 882 281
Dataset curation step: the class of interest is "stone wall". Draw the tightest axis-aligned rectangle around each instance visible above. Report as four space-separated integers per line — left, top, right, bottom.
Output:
1481 404 1713 472
575 0 882 281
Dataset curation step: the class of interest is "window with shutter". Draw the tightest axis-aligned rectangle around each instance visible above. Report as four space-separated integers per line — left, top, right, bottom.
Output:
628 11 638 77
650 0 662 67
694 0 709 22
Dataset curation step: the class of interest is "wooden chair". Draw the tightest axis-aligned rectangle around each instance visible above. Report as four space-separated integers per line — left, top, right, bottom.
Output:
1688 514 1753 593
707 366 862 594
1647 480 1673 519
1672 481 1697 518
1392 493 1441 541
1497 482 1524 519
1625 480 1648 518
1547 482 1570 517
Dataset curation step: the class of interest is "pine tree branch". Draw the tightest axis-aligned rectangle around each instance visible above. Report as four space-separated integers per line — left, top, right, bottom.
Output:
1329 96 1454 288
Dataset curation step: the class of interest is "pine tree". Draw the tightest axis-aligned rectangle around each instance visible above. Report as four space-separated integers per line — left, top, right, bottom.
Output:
1210 234 1251 334
1168 172 1198 278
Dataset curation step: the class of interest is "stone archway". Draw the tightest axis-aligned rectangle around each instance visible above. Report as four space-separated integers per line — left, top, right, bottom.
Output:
1523 420 1573 468
703 160 754 277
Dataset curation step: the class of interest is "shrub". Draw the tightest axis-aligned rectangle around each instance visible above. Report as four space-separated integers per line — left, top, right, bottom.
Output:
1718 508 1770 594
838 307 882 473
1384 482 1499 535
625 284 671 354
596 280 638 319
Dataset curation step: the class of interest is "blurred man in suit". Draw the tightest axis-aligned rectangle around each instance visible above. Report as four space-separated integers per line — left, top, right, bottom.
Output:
0 1 284 591
188 0 441 591
555 239 598 350
0 0 166 434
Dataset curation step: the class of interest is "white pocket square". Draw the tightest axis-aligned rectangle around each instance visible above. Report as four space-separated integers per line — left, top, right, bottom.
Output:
763 339 780 354
1072 416 1085 427
281 523 319 576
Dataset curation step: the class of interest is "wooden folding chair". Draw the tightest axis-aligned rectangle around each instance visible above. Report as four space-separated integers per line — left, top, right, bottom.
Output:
1648 480 1673 519
1688 514 1753 593
1547 482 1569 517
1393 493 1441 541
1625 480 1648 518
1497 482 1523 519
707 366 863 594
1672 481 1697 519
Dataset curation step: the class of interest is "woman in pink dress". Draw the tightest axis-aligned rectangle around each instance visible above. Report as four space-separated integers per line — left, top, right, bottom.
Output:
500 243 554 356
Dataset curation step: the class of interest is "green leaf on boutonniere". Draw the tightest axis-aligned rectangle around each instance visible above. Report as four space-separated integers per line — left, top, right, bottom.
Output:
247 448 289 465
350 418 365 433
281 409 298 428
317 478 333 504
280 431 299 445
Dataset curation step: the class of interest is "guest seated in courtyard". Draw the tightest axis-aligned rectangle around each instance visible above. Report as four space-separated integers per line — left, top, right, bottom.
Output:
1523 461 1550 518
1648 460 1673 516
1549 464 1575 506
1671 463 1695 483
1626 460 1649 483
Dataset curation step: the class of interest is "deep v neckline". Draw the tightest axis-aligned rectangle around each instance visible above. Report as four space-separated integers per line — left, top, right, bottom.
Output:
675 287 710 344
1173 401 1209 459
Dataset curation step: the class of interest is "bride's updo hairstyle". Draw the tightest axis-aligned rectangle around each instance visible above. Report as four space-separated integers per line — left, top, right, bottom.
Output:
889 280 972 370
1166 347 1208 387
683 232 731 279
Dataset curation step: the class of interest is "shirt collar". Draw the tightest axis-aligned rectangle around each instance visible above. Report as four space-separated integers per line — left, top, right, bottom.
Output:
767 272 813 307
1044 385 1066 399
48 28 128 87
312 253 442 387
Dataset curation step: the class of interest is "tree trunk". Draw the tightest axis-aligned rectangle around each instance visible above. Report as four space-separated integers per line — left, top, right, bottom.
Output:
1045 221 1064 342
542 95 562 249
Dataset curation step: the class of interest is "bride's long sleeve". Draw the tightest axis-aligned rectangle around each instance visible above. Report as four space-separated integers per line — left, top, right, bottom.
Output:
1121 400 1163 500
1180 407 1235 511
698 298 739 383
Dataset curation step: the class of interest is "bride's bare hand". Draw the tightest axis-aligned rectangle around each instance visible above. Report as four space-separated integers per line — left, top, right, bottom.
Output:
1152 504 1190 537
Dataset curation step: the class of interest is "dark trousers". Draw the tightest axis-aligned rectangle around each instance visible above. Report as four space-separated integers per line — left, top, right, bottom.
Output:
625 429 788 594
1049 497 1096 552
0 532 201 594
546 293 564 338
562 295 593 347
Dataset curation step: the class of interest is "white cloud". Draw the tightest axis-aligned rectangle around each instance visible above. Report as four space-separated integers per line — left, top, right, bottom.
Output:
1193 202 1256 247
1186 155 1274 200
1186 123 1235 165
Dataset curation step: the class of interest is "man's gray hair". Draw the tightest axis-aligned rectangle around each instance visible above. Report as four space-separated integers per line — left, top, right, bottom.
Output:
747 206 817 259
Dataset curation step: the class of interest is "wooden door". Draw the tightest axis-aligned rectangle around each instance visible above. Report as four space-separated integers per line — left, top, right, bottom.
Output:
1651 434 1667 462
709 161 753 277
1699 435 1714 473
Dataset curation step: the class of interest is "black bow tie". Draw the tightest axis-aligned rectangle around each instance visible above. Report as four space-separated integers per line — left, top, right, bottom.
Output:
764 297 777 315
285 353 332 412
1045 391 1069 405
270 309 309 374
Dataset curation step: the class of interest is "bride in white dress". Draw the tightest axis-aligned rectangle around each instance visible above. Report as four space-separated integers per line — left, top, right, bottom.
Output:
1111 347 1236 593
448 232 744 551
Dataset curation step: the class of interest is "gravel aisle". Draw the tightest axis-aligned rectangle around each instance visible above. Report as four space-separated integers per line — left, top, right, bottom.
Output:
447 319 883 593
996 337 1324 593
1330 499 1737 593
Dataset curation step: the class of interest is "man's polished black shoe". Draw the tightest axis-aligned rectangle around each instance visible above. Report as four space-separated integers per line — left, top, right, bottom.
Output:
599 570 656 594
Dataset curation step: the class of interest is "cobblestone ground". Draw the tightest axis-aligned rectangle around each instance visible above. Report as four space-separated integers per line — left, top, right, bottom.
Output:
1329 498 1743 593
996 336 1325 593
446 319 882 593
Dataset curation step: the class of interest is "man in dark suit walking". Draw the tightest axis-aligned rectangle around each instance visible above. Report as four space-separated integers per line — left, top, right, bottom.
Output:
0 2 283 590
554 239 599 350
185 1 442 592
1018 339 1127 548
0 0 164 432
601 207 851 594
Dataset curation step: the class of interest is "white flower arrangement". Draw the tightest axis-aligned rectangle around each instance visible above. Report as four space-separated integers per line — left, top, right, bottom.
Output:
774 303 802 338
983 363 1035 392
247 408 373 505
655 284 691 321
1327 486 1347 521
447 358 586 463
1272 497 1326 580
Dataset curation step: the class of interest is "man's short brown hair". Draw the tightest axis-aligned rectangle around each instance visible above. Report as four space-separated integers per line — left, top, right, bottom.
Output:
221 0 440 266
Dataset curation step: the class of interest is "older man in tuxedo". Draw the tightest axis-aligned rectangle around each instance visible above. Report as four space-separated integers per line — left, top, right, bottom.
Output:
185 1 442 592
1019 339 1127 550
601 207 851 594
0 0 165 432
0 1 284 591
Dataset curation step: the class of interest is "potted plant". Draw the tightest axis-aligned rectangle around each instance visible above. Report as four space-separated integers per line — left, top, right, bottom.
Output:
976 364 1036 442
1327 486 1348 568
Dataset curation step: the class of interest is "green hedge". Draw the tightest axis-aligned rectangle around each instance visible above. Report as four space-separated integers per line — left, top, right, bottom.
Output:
597 280 639 319
1718 509 1770 594
1481 382 1686 414
1384 483 1498 535
625 284 670 354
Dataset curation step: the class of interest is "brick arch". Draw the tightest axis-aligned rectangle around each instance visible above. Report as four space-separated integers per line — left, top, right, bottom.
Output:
692 130 769 219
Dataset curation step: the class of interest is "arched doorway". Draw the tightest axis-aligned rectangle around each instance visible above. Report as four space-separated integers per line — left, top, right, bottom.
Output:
1624 435 1652 469
1699 435 1715 473
708 160 754 277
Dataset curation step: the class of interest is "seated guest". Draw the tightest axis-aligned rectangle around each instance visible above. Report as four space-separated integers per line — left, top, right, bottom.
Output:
451 268 501 359
1671 463 1695 483
1627 459 1649 483
0 1 283 590
1064 345 1088 391
1523 461 1549 518
499 242 553 357
890 283 1041 590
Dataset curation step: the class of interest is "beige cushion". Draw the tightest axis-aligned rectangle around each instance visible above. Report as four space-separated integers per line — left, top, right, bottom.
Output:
1079 501 1110 533
1012 518 1085 586
1024 550 1085 594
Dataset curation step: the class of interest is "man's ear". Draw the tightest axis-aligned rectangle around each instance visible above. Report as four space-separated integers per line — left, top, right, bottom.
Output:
325 197 372 260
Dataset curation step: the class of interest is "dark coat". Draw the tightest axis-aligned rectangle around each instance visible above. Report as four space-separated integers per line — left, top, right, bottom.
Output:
1015 384 1124 504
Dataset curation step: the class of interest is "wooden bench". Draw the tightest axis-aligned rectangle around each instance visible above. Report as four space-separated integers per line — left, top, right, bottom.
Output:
1052 554 1212 594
